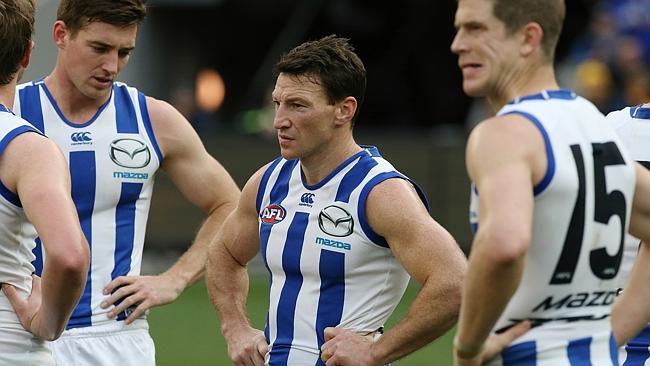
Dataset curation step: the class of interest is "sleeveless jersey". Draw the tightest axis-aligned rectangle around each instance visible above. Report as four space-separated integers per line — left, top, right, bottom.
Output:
0 104 54 363
14 80 162 330
257 146 426 366
606 105 650 366
469 90 636 365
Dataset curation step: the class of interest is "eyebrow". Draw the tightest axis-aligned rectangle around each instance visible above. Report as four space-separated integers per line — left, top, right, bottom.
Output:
88 40 135 52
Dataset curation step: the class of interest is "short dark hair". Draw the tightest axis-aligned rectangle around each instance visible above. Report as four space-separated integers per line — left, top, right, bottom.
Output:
0 0 35 85
492 0 565 61
275 35 367 125
57 0 147 35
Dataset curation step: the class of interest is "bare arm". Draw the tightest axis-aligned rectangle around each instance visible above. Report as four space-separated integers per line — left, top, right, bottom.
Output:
1 132 89 340
454 115 543 365
207 167 268 366
612 163 650 345
102 97 240 323
322 178 467 366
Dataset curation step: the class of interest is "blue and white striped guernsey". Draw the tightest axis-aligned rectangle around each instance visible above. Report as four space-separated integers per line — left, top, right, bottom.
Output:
470 90 636 365
607 105 650 365
14 80 162 330
257 146 427 366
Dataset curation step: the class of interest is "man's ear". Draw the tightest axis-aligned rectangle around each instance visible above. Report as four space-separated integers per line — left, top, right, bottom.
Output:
520 22 544 57
335 96 358 126
19 40 34 69
52 20 70 49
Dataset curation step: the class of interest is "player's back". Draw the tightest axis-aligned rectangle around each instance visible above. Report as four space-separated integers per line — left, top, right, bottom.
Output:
471 90 636 365
606 104 650 365
0 105 55 365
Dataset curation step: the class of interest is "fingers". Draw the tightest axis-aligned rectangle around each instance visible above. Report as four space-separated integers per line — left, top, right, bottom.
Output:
124 301 150 324
2 283 21 309
496 320 530 345
103 276 132 295
100 283 137 309
324 326 340 341
482 320 531 362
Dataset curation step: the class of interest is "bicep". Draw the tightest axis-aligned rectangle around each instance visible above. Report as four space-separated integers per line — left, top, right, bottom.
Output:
215 168 267 265
148 97 240 212
11 136 83 252
365 179 465 284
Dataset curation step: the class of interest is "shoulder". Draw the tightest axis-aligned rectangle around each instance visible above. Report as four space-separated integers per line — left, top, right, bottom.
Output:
605 107 632 130
468 113 544 155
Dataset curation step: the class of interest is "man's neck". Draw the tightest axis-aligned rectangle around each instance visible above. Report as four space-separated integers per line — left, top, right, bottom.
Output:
300 136 362 186
45 66 110 124
0 80 18 111
487 63 560 112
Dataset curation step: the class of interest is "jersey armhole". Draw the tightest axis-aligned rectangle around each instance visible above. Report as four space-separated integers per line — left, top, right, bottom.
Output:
502 110 556 196
358 172 429 248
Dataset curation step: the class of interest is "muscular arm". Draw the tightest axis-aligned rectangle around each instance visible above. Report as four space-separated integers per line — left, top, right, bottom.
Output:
322 178 466 366
370 178 466 363
454 115 543 364
102 97 240 323
207 167 268 366
1 132 89 340
612 163 650 345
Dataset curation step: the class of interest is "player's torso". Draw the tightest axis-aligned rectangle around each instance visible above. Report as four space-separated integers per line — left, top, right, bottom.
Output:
257 147 414 365
14 81 162 329
472 91 636 364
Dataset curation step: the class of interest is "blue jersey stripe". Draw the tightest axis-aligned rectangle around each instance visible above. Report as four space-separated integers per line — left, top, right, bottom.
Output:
303 150 367 190
112 182 143 321
67 151 96 329
137 92 163 163
314 249 346 366
269 212 309 365
335 154 378 203
503 111 556 196
623 325 650 365
502 340 537 366
114 85 139 133
32 237 43 275
256 157 284 214
609 333 618 366
18 84 44 133
358 172 403 247
567 336 591 365
260 159 296 267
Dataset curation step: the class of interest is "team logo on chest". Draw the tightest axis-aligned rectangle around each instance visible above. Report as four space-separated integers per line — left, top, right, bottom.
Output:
260 204 286 224
109 138 151 169
299 193 315 208
318 205 354 237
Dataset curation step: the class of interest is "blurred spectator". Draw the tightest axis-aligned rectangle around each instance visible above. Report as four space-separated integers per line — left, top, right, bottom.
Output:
562 0 650 114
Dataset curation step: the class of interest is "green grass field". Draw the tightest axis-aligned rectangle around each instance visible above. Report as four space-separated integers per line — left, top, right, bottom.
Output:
149 275 454 365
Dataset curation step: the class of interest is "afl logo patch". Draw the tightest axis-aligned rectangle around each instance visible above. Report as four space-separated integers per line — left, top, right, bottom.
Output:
318 205 354 237
109 138 151 169
260 204 286 224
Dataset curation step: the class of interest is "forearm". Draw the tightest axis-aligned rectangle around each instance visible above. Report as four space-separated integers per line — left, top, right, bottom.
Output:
455 250 524 354
206 241 253 336
39 253 88 339
164 201 236 288
612 242 650 346
373 278 461 363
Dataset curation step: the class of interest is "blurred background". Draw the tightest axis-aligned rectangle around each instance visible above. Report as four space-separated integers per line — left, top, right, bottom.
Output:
26 0 650 364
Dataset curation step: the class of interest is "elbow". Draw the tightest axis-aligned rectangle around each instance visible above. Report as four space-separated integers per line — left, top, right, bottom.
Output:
53 238 90 277
472 229 529 265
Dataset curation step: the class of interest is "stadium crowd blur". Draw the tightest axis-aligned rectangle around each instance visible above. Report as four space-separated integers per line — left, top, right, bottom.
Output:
159 0 649 138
